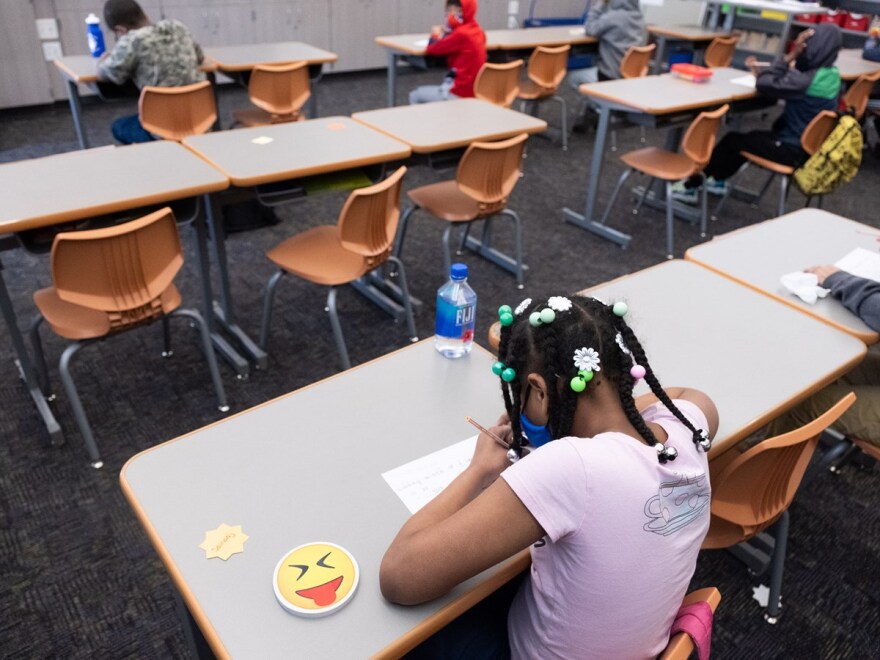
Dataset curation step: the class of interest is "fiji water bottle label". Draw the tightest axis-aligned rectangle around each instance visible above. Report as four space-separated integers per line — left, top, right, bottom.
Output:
435 298 475 341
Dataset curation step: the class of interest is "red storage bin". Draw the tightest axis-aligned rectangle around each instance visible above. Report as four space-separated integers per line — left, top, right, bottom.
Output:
819 10 846 26
843 13 870 31
796 13 820 23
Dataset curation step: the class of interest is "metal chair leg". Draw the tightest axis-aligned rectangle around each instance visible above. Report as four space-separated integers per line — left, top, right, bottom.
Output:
29 315 52 398
713 162 749 219
457 223 472 255
58 341 103 468
753 170 776 208
387 256 419 343
552 95 568 150
170 309 229 413
765 510 790 624
393 205 417 262
698 172 708 238
634 177 653 215
598 168 633 227
161 316 173 357
665 181 675 259
778 176 789 217
326 287 351 371
816 195 823 209
259 269 286 351
501 209 525 289
441 225 454 277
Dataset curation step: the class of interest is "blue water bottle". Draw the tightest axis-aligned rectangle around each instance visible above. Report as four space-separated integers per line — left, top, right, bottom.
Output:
86 13 106 58
435 263 477 358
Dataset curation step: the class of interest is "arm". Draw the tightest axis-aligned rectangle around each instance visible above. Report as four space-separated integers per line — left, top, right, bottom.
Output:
96 38 137 85
583 4 614 38
808 266 880 332
635 387 720 439
425 29 466 57
380 421 545 605
755 29 814 100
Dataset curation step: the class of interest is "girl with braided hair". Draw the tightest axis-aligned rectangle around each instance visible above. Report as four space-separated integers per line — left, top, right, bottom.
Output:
382 295 718 659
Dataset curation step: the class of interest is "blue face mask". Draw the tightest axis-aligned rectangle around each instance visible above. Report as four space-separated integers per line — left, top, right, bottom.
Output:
519 412 553 448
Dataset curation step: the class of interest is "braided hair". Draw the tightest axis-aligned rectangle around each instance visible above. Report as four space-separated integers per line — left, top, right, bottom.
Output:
497 295 708 461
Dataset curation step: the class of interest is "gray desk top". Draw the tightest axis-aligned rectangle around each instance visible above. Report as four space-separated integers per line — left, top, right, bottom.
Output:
54 55 216 83
0 142 228 232
121 341 523 659
579 67 756 113
836 48 880 82
581 260 866 456
205 42 337 71
351 99 547 153
647 25 729 40
375 26 596 55
182 117 411 187
686 209 879 344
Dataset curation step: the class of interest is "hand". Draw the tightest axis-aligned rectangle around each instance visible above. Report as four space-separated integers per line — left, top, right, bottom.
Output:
468 421 513 488
805 265 840 286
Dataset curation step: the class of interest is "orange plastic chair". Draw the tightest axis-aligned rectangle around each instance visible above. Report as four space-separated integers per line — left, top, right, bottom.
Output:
703 35 739 68
598 104 729 258
658 587 722 660
619 44 656 79
29 208 229 468
395 133 529 288
259 167 416 371
702 393 856 623
139 80 217 141
233 61 311 127
517 45 571 149
474 60 523 108
842 70 880 121
716 110 839 218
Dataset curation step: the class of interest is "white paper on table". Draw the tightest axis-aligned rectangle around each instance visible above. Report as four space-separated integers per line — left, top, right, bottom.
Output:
382 435 476 514
640 0 663 6
414 39 429 47
568 27 585 35
835 248 880 283
729 75 756 88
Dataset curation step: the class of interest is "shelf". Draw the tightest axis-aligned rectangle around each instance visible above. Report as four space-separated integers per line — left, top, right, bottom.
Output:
792 20 873 37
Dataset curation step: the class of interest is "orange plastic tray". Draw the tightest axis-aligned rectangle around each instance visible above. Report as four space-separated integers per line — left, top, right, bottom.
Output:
671 63 713 83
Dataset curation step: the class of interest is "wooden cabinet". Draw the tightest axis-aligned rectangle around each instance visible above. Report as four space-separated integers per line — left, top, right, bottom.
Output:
160 2 254 46
252 1 332 49
0 0 55 108
329 0 395 71
396 0 445 33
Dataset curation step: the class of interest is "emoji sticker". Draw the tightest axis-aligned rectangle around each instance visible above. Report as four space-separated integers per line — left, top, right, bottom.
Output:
273 542 359 617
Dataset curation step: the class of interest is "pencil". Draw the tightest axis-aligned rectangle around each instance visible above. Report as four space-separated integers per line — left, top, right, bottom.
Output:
465 416 510 450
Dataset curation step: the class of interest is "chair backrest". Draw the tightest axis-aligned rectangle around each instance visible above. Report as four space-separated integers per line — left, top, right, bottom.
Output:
681 104 729 168
248 61 311 119
51 207 183 330
456 133 529 215
658 587 722 660
842 70 880 121
619 44 656 79
801 110 840 155
710 393 855 536
527 45 570 90
474 60 523 107
337 166 407 267
703 35 739 68
139 80 217 141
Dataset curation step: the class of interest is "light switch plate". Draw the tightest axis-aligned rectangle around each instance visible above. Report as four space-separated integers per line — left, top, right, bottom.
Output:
508 1 519 14
36 18 59 40
42 41 64 62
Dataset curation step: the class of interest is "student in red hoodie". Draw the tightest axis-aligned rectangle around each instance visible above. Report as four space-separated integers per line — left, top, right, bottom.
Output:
409 0 487 104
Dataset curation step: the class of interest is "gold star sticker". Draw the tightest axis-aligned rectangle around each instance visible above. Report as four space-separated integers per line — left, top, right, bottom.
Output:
199 523 249 561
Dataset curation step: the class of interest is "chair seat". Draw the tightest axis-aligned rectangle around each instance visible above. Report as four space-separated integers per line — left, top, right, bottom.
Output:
741 151 794 175
407 181 483 222
701 514 748 550
266 225 372 286
619 147 699 181
34 285 182 340
232 107 303 128
517 79 556 100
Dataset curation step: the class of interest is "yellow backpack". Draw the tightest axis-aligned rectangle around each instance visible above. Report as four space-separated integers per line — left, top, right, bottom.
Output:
793 114 863 196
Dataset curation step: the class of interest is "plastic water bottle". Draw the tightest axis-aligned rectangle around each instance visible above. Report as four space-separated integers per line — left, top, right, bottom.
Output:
435 263 477 358
86 13 106 58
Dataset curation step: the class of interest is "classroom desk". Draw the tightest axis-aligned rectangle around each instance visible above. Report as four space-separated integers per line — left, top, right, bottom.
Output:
182 117 413 364
375 26 598 107
351 98 547 153
647 25 730 74
685 209 880 344
580 260 866 457
0 141 236 442
836 48 880 82
121 340 529 659
695 0 827 57
563 67 772 250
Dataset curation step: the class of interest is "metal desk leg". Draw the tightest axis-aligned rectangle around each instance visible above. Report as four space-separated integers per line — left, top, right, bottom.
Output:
192 200 251 378
562 102 632 247
653 36 668 75
308 64 324 118
65 78 90 150
203 195 268 370
722 6 735 32
0 256 63 444
387 51 398 107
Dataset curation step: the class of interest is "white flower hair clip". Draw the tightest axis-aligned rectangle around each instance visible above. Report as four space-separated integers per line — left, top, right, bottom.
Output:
514 298 532 316
573 347 601 372
547 296 572 312
615 332 630 355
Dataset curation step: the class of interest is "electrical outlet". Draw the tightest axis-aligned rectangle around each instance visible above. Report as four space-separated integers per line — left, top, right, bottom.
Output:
42 41 63 62
36 18 59 40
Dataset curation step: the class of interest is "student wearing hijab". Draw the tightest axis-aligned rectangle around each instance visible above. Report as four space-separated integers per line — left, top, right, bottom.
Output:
673 24 842 202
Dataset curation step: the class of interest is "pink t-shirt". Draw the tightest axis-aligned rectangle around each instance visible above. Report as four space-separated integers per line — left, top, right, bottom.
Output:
502 400 711 660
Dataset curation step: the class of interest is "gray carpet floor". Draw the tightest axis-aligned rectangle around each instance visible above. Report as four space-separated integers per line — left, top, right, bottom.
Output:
1 65 878 658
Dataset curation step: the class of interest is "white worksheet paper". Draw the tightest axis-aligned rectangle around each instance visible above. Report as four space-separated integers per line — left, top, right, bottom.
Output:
382 435 477 514
729 75 756 88
835 248 880 283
